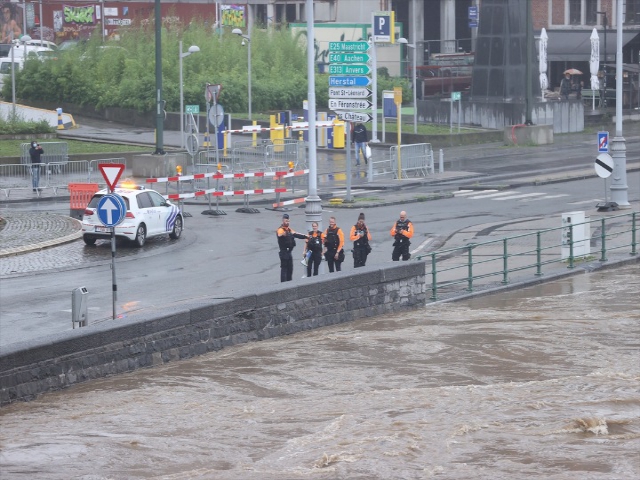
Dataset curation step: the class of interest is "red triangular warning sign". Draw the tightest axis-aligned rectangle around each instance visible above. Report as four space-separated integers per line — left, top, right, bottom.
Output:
98 164 125 191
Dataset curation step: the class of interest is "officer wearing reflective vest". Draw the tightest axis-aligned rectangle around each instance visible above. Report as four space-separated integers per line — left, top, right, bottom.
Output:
276 213 308 282
303 222 324 277
322 216 345 273
390 210 414 261
350 212 372 268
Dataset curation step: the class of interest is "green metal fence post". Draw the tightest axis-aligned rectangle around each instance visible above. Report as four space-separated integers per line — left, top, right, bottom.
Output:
535 231 543 276
466 245 474 292
631 212 637 256
568 224 575 269
600 217 607 262
430 253 438 300
501 238 508 284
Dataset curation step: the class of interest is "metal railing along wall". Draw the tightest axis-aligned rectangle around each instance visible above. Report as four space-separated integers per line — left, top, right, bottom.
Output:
390 143 434 178
417 212 638 301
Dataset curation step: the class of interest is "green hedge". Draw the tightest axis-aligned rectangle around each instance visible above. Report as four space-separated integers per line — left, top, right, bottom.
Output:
3 21 409 115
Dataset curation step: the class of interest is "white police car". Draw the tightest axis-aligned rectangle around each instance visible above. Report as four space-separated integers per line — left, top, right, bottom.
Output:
81 185 183 247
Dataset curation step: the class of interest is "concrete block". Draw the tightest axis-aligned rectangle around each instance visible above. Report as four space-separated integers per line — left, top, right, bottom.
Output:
504 124 554 145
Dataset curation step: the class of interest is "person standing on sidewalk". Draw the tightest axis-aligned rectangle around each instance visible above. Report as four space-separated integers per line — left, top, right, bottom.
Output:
322 216 345 273
350 212 372 268
352 122 369 166
276 214 308 282
390 210 414 261
29 141 44 192
303 222 324 277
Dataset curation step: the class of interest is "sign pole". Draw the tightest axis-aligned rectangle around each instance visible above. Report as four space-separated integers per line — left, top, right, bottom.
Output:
394 87 402 179
111 228 117 320
346 120 352 203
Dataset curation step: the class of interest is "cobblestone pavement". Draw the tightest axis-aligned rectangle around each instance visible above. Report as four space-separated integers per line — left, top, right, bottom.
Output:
0 211 81 257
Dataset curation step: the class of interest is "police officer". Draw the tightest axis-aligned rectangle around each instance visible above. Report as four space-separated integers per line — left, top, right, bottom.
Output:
303 222 323 277
390 210 414 261
322 216 345 273
276 214 308 282
350 212 372 268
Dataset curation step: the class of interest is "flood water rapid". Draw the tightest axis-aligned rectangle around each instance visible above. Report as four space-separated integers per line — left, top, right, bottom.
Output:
1 264 639 479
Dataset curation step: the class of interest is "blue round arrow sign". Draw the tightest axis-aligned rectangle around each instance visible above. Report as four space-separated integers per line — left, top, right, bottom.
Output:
97 193 127 227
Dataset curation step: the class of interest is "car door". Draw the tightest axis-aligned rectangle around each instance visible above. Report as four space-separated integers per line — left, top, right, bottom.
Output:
135 191 159 236
148 190 174 233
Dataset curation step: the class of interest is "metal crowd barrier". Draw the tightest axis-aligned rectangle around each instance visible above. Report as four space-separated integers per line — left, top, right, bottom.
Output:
0 158 123 198
390 143 435 178
20 141 70 168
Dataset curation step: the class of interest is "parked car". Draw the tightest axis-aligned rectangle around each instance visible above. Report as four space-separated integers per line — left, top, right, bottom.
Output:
81 185 183 247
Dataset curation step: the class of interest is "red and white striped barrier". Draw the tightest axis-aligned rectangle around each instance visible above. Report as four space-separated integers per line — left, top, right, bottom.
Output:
167 187 287 200
146 168 308 184
272 197 306 208
223 121 334 134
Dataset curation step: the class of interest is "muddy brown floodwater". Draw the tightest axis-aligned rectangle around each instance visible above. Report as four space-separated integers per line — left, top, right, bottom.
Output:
1 264 639 479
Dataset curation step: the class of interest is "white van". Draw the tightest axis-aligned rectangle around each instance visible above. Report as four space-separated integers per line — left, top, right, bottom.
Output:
7 44 54 59
0 57 24 92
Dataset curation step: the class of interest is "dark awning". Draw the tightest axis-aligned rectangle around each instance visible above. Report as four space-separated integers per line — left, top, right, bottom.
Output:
542 30 639 62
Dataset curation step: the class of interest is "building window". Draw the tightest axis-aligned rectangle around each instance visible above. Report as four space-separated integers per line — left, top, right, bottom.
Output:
627 0 640 24
586 0 598 25
569 0 582 25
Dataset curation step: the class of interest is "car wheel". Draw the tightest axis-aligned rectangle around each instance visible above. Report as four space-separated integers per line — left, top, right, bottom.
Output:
83 235 96 246
169 215 183 239
134 224 146 248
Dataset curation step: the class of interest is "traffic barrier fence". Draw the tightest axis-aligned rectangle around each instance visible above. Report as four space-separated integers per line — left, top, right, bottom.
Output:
20 141 69 167
0 158 124 198
390 143 435 178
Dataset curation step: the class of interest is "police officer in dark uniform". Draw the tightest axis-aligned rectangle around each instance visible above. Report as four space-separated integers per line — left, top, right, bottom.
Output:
390 210 414 261
322 216 345 273
303 222 323 277
349 212 372 268
276 213 308 282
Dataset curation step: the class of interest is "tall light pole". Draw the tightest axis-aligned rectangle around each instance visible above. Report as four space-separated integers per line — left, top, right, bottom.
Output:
11 34 31 118
232 28 252 120
596 11 608 108
398 38 417 134
610 0 630 207
179 41 200 149
304 0 321 231
154 0 164 155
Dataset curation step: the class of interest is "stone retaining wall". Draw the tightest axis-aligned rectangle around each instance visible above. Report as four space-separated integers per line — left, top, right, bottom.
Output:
0 262 426 405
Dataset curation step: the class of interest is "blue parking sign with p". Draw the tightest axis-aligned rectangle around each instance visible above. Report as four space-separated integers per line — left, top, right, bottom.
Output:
598 131 609 153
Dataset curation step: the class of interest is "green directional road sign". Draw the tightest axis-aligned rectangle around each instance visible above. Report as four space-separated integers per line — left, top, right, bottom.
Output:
328 41 370 52
328 53 371 64
185 105 200 114
451 92 461 101
329 64 371 75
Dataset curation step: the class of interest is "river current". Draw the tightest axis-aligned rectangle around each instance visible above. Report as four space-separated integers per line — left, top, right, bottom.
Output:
1 264 639 479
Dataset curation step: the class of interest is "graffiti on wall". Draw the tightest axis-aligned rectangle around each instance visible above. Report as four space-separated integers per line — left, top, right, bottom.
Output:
221 5 245 28
63 5 96 25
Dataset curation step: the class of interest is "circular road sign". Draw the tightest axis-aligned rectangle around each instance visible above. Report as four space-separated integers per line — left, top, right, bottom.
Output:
186 134 199 156
595 153 614 179
208 103 224 127
97 193 127 228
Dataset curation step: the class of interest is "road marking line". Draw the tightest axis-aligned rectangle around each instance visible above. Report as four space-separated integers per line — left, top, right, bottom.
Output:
568 199 603 205
468 191 517 199
520 194 570 202
492 192 548 201
410 237 435 255
452 189 486 196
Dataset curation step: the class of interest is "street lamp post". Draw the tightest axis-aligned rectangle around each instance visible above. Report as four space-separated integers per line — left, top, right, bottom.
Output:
398 37 417 134
179 41 200 149
232 28 252 120
597 11 608 108
11 34 32 118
